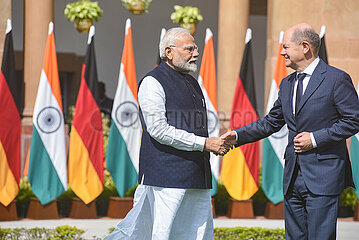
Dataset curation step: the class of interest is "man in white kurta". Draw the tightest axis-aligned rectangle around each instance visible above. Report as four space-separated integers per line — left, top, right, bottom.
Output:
105 28 230 240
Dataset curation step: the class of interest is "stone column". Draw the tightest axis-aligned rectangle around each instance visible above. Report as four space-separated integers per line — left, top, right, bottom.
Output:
0 0 11 61
217 0 250 129
266 0 359 104
23 0 54 122
21 0 54 175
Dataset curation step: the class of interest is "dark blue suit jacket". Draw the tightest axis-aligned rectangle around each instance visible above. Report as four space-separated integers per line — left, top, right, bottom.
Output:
235 59 359 195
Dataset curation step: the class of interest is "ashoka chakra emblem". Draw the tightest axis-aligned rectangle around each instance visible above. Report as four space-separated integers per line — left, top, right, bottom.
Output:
37 106 62 134
115 101 139 127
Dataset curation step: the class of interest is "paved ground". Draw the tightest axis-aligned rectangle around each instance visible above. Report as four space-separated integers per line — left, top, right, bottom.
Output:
0 217 358 239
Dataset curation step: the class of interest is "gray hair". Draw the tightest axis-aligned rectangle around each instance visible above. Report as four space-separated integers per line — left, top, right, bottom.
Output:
159 28 191 60
291 27 320 56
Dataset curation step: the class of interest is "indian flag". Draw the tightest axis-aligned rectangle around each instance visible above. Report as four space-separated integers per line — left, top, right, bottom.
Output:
198 28 219 196
28 22 67 205
350 83 359 198
262 31 288 204
107 18 141 197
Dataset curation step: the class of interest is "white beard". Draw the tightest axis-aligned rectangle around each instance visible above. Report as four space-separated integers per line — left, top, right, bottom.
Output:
172 54 198 73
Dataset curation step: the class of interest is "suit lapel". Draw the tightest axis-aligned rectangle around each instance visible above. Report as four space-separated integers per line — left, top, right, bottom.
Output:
287 73 296 118
297 60 327 115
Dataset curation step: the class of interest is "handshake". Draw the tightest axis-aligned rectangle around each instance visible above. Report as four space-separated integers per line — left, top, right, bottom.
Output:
204 131 237 156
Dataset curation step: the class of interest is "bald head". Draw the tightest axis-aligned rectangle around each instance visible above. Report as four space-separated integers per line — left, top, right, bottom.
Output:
287 23 320 56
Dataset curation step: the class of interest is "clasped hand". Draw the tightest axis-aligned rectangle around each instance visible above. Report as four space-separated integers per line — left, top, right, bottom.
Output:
205 131 237 156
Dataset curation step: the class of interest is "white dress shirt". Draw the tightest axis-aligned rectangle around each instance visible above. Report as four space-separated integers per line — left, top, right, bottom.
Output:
138 76 206 152
292 57 320 148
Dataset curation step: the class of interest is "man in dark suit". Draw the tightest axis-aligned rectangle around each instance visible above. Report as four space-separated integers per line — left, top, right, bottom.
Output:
222 23 359 239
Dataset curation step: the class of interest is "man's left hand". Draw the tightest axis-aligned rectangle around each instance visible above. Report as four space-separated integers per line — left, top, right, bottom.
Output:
294 132 313 153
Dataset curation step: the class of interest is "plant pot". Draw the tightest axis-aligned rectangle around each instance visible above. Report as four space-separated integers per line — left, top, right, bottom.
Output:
16 200 29 218
0 201 17 221
69 197 97 219
354 200 359 221
253 201 266 216
126 1 145 14
57 199 72 218
26 198 59 219
264 201 284 219
227 199 254 219
107 197 133 218
180 22 196 35
96 199 109 217
211 197 216 218
338 205 354 218
75 18 93 33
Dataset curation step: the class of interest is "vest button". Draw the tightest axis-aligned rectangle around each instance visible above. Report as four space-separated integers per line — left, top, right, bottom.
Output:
192 94 196 98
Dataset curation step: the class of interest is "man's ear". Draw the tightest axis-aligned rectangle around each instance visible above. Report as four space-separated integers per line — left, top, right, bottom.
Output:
165 47 173 60
301 40 310 54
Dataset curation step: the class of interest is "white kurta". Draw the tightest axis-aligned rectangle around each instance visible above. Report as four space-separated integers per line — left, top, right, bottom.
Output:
105 75 213 239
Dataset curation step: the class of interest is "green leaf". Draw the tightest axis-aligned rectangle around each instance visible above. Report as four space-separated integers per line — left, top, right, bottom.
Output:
64 0 103 22
174 5 182 11
170 5 203 24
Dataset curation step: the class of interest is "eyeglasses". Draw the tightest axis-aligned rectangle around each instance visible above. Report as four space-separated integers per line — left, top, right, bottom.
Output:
169 44 199 54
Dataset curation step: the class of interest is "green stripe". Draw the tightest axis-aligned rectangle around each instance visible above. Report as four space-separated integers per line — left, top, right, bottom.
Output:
28 126 65 205
350 136 359 198
106 121 137 197
210 173 217 196
262 138 284 204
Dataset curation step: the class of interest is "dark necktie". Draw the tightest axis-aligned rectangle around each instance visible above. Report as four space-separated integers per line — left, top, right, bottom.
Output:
295 73 306 114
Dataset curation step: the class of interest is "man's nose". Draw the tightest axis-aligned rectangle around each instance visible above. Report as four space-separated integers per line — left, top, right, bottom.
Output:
193 48 199 57
280 48 285 56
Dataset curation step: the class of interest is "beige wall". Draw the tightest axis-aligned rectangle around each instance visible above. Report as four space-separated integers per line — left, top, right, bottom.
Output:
265 0 359 107
0 0 11 61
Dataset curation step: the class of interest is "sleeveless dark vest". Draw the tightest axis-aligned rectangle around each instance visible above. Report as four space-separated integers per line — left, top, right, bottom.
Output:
138 61 212 189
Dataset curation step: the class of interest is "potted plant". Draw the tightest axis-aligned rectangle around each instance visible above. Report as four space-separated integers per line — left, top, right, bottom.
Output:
64 0 103 33
213 180 230 216
170 5 203 35
57 187 76 218
121 0 152 14
15 177 35 218
338 187 357 217
107 182 137 218
96 170 119 217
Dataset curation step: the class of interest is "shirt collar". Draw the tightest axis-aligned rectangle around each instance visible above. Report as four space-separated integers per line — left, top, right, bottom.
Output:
298 57 320 77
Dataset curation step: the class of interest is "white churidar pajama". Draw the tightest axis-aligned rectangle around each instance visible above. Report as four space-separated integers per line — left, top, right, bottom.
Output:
105 184 213 240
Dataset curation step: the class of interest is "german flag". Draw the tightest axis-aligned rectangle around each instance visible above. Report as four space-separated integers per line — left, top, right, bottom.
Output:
319 25 328 64
221 28 259 200
0 19 21 207
69 26 103 204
